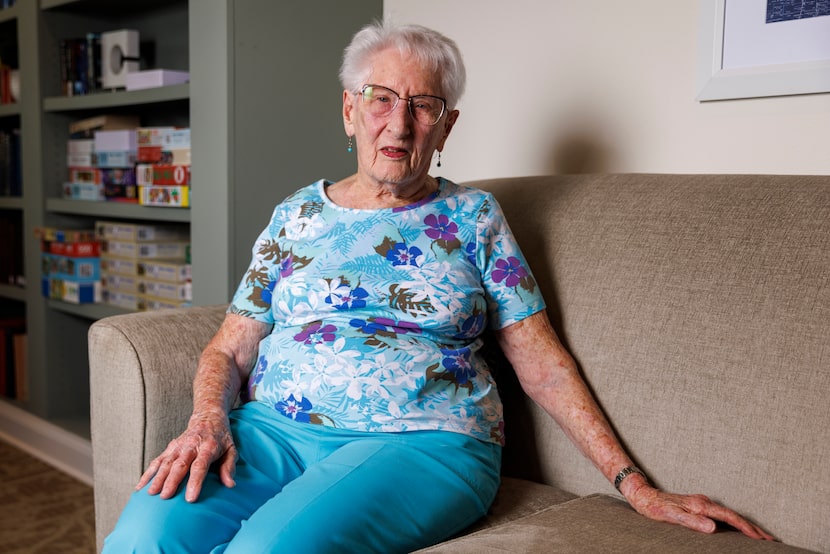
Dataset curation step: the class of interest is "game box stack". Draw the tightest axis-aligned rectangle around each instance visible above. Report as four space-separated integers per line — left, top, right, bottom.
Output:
136 127 191 208
36 226 102 304
64 115 140 202
97 220 192 311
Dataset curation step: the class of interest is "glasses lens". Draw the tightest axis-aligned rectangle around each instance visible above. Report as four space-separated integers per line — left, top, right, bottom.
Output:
361 85 398 117
410 96 445 125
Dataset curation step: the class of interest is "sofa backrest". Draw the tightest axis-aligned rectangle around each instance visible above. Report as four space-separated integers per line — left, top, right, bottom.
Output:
471 174 829 553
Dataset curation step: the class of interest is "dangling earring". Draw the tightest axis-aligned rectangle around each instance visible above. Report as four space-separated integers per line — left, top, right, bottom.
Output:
347 136 353 153
436 151 442 168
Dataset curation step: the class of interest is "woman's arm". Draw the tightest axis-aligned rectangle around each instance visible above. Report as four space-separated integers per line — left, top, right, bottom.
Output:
494 311 774 540
136 313 271 503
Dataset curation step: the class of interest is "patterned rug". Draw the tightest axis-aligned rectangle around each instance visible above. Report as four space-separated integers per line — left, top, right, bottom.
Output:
0 439 96 553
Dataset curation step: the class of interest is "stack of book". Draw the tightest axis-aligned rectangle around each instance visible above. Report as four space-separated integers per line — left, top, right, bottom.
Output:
97 220 192 311
36 226 102 304
58 33 101 97
136 127 191 207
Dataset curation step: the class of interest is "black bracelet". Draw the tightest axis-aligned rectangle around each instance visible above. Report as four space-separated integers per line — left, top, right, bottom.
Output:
614 466 646 491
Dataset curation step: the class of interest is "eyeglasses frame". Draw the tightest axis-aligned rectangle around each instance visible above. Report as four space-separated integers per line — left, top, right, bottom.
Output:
358 84 447 126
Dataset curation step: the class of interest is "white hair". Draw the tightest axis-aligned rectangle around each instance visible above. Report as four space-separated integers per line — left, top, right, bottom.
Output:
339 21 466 109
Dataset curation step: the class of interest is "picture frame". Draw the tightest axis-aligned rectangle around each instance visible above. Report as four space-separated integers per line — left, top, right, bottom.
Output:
696 0 830 101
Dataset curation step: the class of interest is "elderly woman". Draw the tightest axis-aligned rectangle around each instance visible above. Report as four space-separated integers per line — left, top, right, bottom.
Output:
104 22 773 553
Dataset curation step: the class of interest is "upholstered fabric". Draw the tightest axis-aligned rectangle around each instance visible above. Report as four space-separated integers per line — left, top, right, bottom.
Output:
418 495 816 553
89 304 226 549
89 174 829 553
472 174 829 552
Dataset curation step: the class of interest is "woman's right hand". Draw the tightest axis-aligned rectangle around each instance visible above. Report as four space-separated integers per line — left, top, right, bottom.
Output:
136 409 238 503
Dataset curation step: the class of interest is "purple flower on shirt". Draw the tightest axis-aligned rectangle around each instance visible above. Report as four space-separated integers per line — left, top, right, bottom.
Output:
492 256 528 288
350 317 423 338
386 242 423 267
279 255 295 279
424 213 458 242
293 321 337 345
276 394 313 422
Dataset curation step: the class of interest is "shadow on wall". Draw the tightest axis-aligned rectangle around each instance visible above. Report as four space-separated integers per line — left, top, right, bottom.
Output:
546 113 616 174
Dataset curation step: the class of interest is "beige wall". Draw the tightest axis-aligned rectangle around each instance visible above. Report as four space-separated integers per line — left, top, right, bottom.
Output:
384 0 830 180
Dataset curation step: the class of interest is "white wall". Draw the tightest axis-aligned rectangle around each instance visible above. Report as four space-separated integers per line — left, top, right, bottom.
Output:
384 0 830 180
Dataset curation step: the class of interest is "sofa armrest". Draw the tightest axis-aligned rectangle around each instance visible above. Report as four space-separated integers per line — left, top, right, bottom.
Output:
88 304 226 549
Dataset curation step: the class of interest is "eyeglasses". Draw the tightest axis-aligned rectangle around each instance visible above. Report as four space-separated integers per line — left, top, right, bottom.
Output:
359 84 447 126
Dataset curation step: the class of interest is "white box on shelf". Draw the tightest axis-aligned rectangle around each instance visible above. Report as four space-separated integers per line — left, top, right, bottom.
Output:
126 70 190 91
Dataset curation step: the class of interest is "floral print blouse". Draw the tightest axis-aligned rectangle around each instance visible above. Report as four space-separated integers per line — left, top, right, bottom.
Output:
229 178 545 445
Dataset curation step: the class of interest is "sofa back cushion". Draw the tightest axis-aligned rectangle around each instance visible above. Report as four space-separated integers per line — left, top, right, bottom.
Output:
471 174 829 553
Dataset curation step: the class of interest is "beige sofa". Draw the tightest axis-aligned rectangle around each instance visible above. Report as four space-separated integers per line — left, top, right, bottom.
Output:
89 174 829 553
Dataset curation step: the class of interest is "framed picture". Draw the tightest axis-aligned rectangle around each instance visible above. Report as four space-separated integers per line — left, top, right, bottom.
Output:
697 0 830 101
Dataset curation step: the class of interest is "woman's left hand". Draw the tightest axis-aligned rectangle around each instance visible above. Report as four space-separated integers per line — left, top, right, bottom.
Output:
624 481 776 541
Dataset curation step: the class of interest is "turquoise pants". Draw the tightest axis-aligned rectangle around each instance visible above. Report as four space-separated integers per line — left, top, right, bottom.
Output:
104 401 502 553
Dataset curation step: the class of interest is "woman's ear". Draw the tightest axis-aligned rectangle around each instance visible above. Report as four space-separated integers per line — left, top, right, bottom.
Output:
436 109 460 152
342 90 356 136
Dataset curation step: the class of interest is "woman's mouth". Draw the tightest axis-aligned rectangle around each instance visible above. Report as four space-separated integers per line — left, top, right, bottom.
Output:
381 147 409 160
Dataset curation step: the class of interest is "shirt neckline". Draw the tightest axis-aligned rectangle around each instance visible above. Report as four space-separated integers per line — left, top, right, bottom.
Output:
319 178 447 213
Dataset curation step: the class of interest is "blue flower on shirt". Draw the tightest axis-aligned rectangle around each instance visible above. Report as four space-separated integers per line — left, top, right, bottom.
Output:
325 284 369 310
276 394 313 422
426 346 476 394
386 242 423 267
456 312 486 339
260 280 277 306
465 242 476 266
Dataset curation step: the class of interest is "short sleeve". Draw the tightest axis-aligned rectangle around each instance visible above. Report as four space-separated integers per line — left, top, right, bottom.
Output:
227 204 285 323
476 194 546 329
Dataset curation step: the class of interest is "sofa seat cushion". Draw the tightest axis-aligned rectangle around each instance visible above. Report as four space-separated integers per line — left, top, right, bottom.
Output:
419 494 816 553
464 477 578 534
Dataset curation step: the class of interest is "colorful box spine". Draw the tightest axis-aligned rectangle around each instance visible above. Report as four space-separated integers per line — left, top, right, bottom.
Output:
42 277 102 304
95 220 189 242
136 164 191 186
41 253 101 280
138 185 189 208
34 227 97 242
68 167 137 185
44 240 101 257
138 278 192 301
102 240 189 260
138 259 191 283
136 147 191 165
93 151 136 168
62 182 105 201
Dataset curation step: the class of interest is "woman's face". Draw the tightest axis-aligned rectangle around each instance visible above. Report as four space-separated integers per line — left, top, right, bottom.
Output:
343 47 459 190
